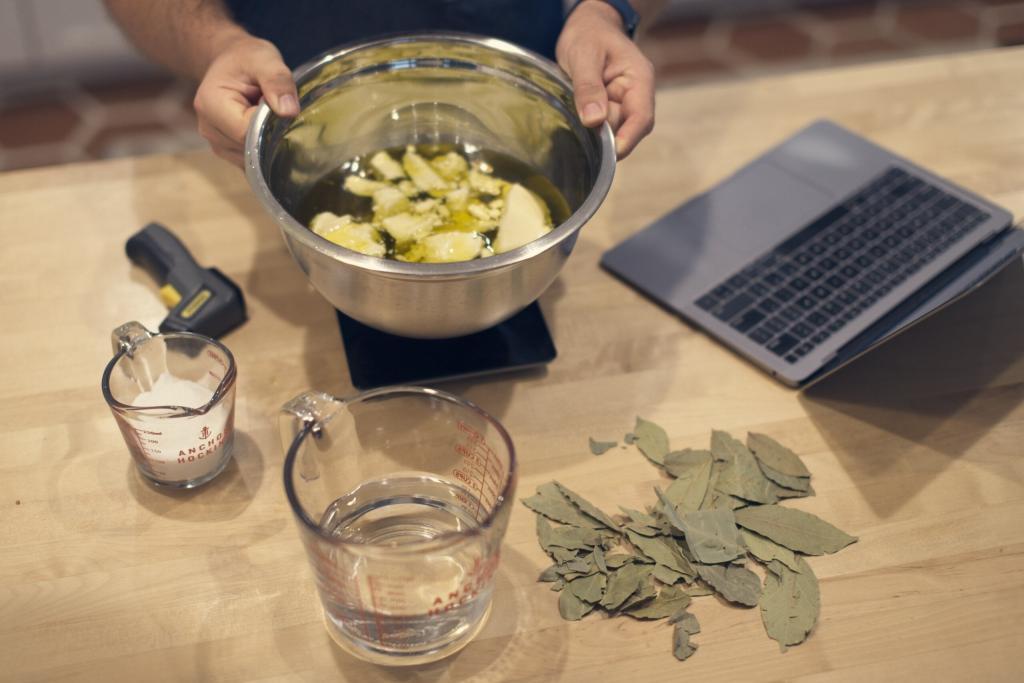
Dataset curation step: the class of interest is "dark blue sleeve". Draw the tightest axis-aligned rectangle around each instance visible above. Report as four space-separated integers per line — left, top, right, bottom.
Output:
224 0 565 68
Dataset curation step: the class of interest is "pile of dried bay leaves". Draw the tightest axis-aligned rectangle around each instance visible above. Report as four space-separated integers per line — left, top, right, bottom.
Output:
523 419 857 662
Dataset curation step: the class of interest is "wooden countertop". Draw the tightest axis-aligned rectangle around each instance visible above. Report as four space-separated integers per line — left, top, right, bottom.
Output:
2 47 1023 681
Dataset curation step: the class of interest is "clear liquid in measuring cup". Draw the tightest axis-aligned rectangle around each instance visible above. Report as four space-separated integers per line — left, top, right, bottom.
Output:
317 474 496 658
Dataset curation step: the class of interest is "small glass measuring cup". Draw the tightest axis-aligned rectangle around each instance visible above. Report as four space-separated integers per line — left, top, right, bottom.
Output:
102 321 237 488
280 386 516 666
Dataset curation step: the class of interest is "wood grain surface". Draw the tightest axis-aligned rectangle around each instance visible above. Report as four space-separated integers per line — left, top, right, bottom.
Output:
2 47 1023 682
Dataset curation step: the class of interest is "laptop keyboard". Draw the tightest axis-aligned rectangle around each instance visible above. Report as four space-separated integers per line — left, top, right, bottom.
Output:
694 167 990 364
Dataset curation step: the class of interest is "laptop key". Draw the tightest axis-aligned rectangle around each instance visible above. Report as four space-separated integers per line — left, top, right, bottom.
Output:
789 277 810 291
712 284 734 299
748 327 773 344
715 292 755 321
696 294 718 311
805 267 825 281
767 333 799 357
791 322 814 338
811 285 831 299
763 318 786 334
808 311 829 326
823 301 843 316
726 273 750 289
760 298 781 313
780 305 803 321
826 275 846 289
796 295 816 310
749 282 770 297
731 309 765 332
774 287 795 302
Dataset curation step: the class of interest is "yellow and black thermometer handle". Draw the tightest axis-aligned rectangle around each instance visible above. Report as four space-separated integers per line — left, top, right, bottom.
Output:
126 222 247 339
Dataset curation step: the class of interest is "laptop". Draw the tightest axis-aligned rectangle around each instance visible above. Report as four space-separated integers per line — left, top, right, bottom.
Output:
601 119 1024 388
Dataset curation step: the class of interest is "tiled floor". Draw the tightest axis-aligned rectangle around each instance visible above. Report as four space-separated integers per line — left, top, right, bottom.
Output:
2 0 1023 172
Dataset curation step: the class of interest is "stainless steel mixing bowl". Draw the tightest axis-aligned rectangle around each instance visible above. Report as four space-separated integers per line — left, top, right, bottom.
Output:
245 33 615 338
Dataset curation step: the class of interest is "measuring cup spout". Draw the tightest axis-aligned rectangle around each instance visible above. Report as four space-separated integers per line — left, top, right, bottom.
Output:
280 391 345 483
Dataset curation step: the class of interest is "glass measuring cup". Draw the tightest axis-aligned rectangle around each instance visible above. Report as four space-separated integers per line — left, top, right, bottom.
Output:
101 321 237 488
280 386 516 666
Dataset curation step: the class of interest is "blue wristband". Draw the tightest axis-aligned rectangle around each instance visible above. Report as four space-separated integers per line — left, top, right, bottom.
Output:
569 0 641 40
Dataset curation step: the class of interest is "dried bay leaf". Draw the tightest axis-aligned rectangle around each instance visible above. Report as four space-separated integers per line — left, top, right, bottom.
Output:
536 516 554 551
676 509 745 564
589 437 618 455
568 572 607 604
771 481 814 500
668 609 701 635
604 553 634 569
557 557 593 576
625 585 691 619
685 582 715 598
619 506 660 528
559 588 593 620
550 546 577 564
538 565 560 582
760 555 820 651
547 524 604 551
711 430 778 505
661 454 713 513
593 547 608 574
695 563 762 607
735 505 857 555
522 482 604 528
619 580 658 611
653 564 686 585
747 432 811 478
634 416 670 466
706 490 748 511
626 530 694 577
600 563 645 610
664 448 714 478
554 481 621 531
741 529 801 573
758 461 812 493
672 625 699 661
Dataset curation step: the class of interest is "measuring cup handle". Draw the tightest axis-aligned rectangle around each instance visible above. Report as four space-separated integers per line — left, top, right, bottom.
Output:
111 321 156 356
280 391 345 482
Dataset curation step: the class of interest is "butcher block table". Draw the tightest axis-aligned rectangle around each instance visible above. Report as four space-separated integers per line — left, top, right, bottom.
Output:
2 47 1024 682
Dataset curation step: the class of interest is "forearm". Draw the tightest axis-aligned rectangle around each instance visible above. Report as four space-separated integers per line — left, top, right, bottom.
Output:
103 0 248 80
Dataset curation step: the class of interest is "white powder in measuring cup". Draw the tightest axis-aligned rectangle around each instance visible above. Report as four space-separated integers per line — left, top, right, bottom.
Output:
132 372 212 409
130 372 233 484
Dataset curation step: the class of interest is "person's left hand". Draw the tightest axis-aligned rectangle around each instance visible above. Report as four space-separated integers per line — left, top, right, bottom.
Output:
556 0 655 159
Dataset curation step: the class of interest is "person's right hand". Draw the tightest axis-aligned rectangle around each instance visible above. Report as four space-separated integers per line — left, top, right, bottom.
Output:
193 35 299 167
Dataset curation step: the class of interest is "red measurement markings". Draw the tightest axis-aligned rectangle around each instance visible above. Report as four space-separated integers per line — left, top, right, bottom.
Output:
427 552 501 616
205 349 228 371
452 421 505 523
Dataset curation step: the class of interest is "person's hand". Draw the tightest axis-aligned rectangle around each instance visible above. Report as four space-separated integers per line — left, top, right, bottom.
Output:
193 34 299 166
556 0 656 159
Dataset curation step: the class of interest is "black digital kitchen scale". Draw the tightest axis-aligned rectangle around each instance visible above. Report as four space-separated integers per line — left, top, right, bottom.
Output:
336 302 557 389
